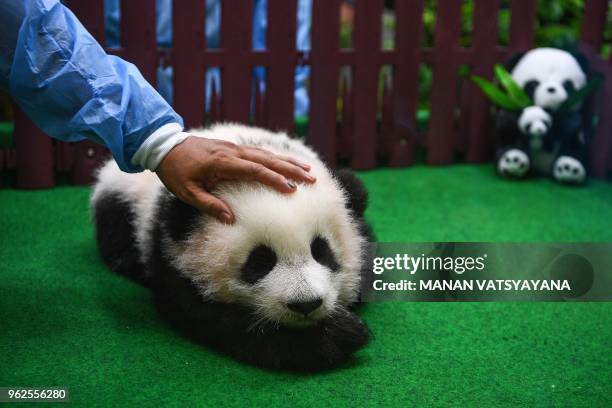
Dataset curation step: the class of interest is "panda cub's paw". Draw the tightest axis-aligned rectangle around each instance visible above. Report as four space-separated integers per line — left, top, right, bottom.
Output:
552 156 586 184
497 149 530 178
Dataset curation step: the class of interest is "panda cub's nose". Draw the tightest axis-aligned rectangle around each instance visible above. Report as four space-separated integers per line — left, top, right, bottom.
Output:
287 298 323 315
547 87 556 94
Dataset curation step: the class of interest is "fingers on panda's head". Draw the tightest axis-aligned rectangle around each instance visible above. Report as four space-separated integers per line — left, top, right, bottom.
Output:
334 168 368 217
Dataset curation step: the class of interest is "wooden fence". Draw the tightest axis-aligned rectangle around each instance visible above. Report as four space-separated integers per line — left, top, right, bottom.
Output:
1 0 611 188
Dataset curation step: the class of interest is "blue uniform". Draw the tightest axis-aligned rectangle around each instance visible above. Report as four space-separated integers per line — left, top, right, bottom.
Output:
0 0 183 172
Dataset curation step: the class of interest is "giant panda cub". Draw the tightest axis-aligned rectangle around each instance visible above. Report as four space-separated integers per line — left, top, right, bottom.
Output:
91 124 373 371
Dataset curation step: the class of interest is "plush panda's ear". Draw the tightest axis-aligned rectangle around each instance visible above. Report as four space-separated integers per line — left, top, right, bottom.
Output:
505 51 526 72
334 168 368 217
572 52 590 75
158 192 201 241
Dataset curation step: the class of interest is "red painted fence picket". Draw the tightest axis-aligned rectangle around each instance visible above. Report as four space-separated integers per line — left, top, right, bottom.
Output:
221 0 253 124
309 0 341 167
173 0 206 128
2 0 611 187
13 107 54 189
581 0 612 179
266 0 297 133
387 0 424 167
464 0 500 163
351 0 384 170
427 0 463 165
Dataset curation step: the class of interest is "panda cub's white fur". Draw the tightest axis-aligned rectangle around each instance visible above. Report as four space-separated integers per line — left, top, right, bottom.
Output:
91 124 372 371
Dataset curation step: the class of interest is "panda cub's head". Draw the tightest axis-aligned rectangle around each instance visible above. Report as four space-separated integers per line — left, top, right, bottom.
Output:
511 47 587 111
164 160 368 328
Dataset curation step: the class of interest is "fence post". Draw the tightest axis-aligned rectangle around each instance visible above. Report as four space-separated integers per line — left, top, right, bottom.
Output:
581 0 608 51
338 74 354 160
68 0 106 41
427 0 462 165
508 0 536 54
173 0 206 128
388 0 424 167
221 0 253 124
465 0 499 162
351 0 384 170
71 142 109 185
266 0 297 133
589 54 612 179
580 0 611 179
121 0 157 84
68 0 108 185
13 105 54 189
309 0 340 166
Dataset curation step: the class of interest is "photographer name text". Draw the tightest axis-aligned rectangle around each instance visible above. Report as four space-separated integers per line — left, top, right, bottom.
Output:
373 279 571 291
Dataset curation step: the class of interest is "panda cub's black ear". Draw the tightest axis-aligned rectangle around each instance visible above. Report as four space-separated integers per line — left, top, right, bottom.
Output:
334 168 368 217
158 191 201 242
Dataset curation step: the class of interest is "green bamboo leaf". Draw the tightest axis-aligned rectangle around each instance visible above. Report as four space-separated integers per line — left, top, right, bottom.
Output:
471 76 524 110
560 74 603 112
494 64 532 107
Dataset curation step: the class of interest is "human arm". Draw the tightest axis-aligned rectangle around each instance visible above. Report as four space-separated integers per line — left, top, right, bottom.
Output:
0 0 183 172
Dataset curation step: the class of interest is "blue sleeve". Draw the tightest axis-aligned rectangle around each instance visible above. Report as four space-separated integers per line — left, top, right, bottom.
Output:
0 0 183 172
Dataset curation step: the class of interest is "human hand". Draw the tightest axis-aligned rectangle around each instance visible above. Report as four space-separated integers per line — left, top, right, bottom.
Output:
155 136 316 224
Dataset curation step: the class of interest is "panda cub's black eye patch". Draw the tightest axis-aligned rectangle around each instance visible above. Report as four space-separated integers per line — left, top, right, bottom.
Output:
524 80 540 99
562 80 575 93
311 236 340 272
240 245 277 284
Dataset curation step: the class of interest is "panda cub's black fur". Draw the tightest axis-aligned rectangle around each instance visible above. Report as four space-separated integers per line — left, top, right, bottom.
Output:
91 124 373 372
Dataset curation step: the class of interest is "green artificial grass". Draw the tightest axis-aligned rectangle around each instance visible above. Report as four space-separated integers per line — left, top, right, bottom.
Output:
1 164 611 407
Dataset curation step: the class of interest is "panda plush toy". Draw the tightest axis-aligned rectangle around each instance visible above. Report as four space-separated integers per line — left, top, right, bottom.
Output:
91 124 373 372
496 47 592 184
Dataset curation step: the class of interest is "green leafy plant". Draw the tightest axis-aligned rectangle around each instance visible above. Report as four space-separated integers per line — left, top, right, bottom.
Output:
493 65 533 107
473 64 602 113
471 64 532 111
